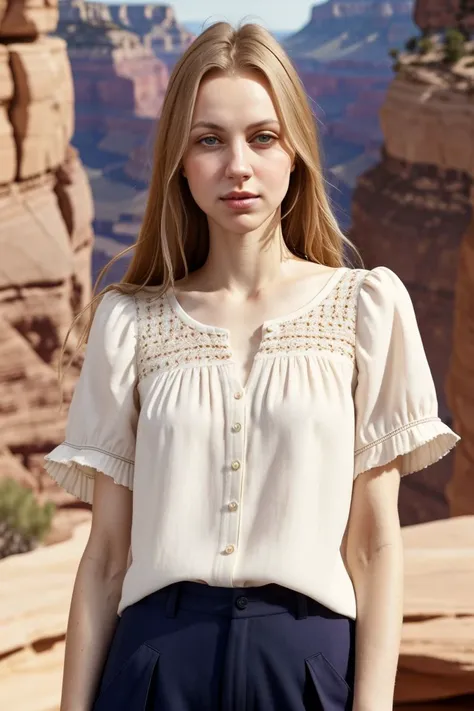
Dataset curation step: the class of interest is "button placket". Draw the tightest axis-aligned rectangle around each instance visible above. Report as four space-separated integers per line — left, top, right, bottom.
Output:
220 382 246 581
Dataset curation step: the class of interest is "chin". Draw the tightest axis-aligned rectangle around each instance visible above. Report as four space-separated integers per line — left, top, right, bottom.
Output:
205 205 277 235
219 214 271 233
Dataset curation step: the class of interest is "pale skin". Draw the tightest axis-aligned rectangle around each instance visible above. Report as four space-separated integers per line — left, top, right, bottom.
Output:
59 70 404 711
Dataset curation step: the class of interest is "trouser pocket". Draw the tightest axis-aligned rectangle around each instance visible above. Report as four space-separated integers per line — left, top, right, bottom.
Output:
93 643 160 711
305 652 353 711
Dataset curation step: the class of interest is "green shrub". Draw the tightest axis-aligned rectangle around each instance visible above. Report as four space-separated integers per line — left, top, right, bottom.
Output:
418 37 434 55
444 28 466 63
0 478 55 559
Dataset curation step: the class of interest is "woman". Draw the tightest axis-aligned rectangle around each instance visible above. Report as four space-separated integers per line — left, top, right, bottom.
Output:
44 21 460 711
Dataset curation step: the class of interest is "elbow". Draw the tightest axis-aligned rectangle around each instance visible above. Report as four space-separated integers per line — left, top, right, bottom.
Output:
81 540 130 586
346 535 404 587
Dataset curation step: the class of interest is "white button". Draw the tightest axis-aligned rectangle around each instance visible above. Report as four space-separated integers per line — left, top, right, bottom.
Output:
231 460 241 471
231 422 242 433
234 391 243 400
224 544 235 555
265 325 275 333
228 501 238 511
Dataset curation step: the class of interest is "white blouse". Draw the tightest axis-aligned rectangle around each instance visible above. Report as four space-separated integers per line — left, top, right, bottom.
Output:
44 266 460 619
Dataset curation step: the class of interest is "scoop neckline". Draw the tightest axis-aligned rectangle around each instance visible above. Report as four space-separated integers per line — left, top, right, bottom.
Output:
165 267 349 335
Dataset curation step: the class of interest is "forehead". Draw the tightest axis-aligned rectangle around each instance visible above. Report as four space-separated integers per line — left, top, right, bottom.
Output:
192 71 279 124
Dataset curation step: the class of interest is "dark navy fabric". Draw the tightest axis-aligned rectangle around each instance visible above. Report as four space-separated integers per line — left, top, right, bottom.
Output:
92 581 356 711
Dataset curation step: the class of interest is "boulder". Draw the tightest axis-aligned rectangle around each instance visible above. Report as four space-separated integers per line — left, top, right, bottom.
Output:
395 516 474 703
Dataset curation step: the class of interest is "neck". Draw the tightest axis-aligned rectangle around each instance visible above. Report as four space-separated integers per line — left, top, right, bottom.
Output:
199 212 295 296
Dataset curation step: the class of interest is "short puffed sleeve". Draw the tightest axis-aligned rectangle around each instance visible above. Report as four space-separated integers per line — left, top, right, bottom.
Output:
43 290 139 504
354 266 460 478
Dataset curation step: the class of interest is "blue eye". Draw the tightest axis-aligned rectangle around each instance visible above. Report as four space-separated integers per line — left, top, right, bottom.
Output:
198 133 276 148
255 134 274 144
200 136 219 146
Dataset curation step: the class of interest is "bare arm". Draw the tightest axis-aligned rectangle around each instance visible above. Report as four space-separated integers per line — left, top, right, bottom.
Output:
59 472 133 711
342 455 404 711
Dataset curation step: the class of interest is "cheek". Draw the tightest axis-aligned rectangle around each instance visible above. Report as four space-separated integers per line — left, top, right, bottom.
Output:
183 157 216 202
261 152 292 193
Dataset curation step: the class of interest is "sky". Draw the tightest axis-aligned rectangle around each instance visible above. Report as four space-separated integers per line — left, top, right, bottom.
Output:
102 1 322 32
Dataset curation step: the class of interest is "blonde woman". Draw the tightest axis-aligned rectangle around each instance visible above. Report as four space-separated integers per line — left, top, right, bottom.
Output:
44 21 460 711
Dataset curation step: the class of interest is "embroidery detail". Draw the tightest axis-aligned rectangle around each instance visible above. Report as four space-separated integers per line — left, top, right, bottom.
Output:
134 270 367 379
134 290 232 379
258 269 365 361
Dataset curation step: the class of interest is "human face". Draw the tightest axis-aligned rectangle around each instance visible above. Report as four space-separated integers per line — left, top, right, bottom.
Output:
181 71 294 236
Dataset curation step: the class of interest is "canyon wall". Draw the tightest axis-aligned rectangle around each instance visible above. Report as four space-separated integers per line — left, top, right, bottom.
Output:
59 1 194 53
284 1 417 156
350 16 474 520
54 3 173 159
0 0 94 512
285 0 416 63
414 0 474 31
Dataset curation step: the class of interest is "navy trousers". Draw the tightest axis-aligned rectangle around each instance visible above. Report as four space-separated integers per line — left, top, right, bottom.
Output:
92 581 356 711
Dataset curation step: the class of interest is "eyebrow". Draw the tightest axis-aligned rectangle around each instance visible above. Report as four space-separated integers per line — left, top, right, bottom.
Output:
190 119 280 132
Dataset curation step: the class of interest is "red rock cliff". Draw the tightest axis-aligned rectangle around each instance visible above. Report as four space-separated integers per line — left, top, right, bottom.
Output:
0 0 94 509
59 1 194 52
349 9 474 522
55 8 170 153
414 0 474 31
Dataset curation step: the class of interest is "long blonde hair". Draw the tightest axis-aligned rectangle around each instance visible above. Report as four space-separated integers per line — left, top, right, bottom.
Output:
59 21 362 395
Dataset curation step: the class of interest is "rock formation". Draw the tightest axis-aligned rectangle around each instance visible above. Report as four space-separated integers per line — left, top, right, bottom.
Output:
58 1 194 57
395 516 474 702
283 2 417 163
414 0 474 32
54 4 170 147
446 205 474 516
0 1 94 515
349 9 474 522
284 0 416 63
0 0 59 36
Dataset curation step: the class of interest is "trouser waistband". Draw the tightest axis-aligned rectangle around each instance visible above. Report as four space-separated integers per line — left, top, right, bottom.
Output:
163 581 310 619
128 581 347 621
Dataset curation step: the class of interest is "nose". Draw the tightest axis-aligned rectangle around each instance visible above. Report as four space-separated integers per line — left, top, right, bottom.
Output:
224 140 253 181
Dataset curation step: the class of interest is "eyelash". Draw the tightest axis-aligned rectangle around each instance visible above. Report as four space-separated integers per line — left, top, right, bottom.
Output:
198 133 276 148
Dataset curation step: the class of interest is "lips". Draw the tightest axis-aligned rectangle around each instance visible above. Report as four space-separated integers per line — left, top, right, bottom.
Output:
222 192 259 200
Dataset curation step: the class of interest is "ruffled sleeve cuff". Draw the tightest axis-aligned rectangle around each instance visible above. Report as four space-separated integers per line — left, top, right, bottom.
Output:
43 442 134 505
354 416 460 479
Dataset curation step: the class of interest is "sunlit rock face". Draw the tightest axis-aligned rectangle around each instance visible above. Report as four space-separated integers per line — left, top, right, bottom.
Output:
0 1 94 510
350 20 474 523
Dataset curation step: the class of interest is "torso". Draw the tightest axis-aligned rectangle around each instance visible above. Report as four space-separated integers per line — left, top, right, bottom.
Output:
131 264 364 598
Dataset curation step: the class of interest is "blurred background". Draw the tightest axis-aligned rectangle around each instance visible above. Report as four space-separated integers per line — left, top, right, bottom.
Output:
0 0 473 708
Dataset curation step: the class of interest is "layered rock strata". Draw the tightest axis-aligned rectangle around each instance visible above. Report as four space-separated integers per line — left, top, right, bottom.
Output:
283 1 417 157
285 0 416 63
414 0 474 32
0 0 58 37
350 44 474 521
55 12 169 139
0 1 94 511
59 1 194 50
396 516 474 702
